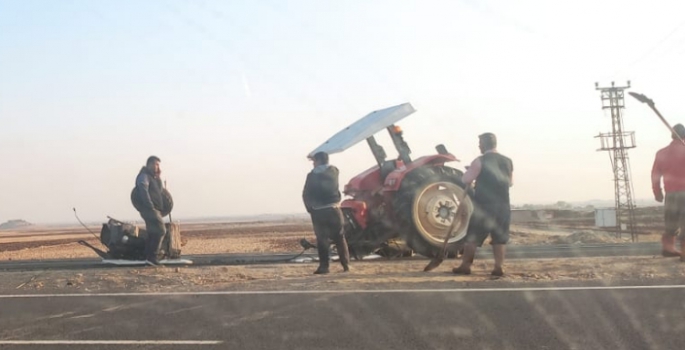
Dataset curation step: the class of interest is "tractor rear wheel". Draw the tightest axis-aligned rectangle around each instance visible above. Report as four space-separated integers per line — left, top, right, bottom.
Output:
393 166 473 258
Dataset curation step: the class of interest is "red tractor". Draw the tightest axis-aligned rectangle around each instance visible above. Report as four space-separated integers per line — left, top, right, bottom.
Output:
308 103 474 258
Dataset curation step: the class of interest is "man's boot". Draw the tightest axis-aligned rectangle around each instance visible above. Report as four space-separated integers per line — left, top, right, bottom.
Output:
335 235 351 272
491 244 506 277
314 265 330 274
453 243 476 275
662 234 680 257
315 237 330 274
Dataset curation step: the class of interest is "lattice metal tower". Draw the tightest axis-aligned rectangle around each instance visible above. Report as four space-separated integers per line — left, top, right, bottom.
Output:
594 81 637 242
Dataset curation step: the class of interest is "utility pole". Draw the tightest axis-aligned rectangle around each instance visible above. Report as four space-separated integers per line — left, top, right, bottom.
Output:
594 81 638 242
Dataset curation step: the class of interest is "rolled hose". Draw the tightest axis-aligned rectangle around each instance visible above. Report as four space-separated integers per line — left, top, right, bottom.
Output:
131 187 174 217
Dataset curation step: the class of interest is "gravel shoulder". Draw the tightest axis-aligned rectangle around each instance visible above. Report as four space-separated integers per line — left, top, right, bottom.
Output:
1 255 683 295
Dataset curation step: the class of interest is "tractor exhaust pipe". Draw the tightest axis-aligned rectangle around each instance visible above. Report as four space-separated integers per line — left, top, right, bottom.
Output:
387 125 412 164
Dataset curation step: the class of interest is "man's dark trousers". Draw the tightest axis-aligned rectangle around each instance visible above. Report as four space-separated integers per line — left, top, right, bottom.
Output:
140 209 167 261
311 207 350 269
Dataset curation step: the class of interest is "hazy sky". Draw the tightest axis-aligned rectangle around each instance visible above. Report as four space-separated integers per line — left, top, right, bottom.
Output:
2 0 685 223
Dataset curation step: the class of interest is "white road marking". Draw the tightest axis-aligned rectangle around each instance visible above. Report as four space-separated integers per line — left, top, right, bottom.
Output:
43 312 75 320
0 284 684 298
101 259 193 266
69 314 95 319
165 305 204 315
0 340 222 345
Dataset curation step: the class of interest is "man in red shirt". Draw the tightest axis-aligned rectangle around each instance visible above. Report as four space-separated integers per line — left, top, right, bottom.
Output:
651 123 685 260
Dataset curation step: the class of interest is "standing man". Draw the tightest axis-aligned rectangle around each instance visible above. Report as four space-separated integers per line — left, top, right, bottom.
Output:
302 151 350 274
651 124 685 259
453 133 513 277
132 155 167 265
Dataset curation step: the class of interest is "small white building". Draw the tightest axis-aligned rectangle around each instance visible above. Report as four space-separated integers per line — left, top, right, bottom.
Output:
594 208 617 227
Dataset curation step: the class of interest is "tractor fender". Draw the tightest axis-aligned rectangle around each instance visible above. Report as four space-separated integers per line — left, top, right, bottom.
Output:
343 164 382 196
382 154 460 192
341 199 368 230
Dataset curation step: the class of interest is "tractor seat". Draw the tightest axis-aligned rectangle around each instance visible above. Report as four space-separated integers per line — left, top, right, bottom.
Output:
380 160 397 179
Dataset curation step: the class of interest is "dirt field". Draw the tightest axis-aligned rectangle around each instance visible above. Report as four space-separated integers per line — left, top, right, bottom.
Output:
0 209 676 294
0 221 311 261
0 218 662 261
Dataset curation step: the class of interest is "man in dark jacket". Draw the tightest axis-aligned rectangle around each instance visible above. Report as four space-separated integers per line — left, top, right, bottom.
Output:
453 133 513 277
303 152 350 274
132 155 167 265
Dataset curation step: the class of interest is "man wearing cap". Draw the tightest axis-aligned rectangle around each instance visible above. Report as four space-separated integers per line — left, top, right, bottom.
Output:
302 151 351 274
453 133 513 277
651 123 685 260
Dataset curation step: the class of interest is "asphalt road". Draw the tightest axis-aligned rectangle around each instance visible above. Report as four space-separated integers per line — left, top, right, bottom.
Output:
0 242 664 271
0 284 683 349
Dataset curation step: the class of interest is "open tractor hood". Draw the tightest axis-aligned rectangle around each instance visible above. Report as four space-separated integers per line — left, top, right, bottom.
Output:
307 103 416 158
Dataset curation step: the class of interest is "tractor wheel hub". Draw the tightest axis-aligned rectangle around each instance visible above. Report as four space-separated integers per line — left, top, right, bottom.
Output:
425 196 457 228
412 181 473 245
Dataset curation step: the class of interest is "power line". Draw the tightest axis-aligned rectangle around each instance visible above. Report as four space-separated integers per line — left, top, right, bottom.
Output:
613 18 685 77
